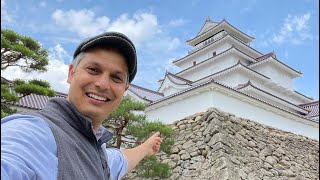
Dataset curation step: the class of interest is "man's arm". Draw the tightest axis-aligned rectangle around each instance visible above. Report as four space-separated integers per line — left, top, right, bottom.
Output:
1 115 58 180
121 132 162 172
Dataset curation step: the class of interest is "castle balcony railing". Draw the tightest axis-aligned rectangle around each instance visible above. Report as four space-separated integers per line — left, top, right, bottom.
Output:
188 31 228 54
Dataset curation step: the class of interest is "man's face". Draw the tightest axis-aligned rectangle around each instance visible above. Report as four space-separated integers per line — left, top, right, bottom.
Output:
67 48 129 123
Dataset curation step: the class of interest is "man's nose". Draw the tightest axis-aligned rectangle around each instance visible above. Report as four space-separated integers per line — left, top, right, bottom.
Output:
94 75 111 90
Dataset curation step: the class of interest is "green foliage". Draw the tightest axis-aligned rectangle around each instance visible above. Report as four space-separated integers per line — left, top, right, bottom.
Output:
1 84 19 102
1 109 6 119
29 79 51 88
138 156 171 179
104 97 174 178
1 106 17 119
1 79 56 118
14 83 55 97
107 97 146 121
127 120 174 154
13 79 26 85
1 29 55 118
1 29 49 72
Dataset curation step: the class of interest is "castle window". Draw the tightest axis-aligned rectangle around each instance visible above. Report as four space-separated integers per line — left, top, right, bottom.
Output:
213 51 217 56
193 61 196 66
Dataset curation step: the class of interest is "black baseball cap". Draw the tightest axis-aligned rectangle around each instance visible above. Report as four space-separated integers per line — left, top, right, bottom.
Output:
73 32 137 83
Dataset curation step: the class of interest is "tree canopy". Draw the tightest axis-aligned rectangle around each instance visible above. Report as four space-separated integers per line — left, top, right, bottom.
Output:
1 29 49 72
104 97 174 178
1 29 54 118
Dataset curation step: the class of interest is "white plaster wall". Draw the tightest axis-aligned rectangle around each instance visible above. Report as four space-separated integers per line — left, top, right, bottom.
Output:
252 64 293 90
146 91 213 123
215 73 307 114
260 83 309 105
214 70 261 88
178 41 232 70
180 55 238 81
145 86 319 140
215 69 309 105
241 89 305 114
210 89 318 140
162 86 182 96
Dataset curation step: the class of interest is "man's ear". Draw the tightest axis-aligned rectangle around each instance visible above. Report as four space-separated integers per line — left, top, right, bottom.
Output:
67 64 75 84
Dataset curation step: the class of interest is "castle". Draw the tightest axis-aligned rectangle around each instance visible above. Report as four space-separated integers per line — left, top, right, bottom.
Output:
124 18 319 140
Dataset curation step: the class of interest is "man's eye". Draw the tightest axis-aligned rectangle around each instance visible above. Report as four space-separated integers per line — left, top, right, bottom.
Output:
112 76 124 83
87 67 98 74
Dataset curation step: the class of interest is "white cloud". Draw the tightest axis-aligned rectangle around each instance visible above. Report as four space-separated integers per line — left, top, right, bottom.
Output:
1 0 12 23
51 9 160 46
51 8 182 53
106 12 158 45
165 58 180 73
1 44 70 93
49 44 72 63
272 13 314 45
52 9 110 38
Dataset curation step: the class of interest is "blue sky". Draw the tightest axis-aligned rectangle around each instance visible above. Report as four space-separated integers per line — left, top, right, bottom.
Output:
1 0 319 100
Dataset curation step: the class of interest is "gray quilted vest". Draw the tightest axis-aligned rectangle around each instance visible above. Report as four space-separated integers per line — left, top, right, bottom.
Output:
24 97 113 180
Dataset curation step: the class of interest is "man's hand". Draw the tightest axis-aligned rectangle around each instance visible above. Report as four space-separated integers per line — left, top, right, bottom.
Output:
121 132 162 172
143 132 162 156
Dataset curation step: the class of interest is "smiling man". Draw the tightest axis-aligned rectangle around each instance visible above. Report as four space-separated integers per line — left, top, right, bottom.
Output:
1 32 162 180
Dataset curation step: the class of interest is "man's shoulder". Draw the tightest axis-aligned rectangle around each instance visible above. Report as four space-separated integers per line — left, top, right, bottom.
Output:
1 113 52 136
1 113 58 180
1 113 57 152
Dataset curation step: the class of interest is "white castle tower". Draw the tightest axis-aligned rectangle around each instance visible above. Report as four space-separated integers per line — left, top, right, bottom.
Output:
125 18 319 139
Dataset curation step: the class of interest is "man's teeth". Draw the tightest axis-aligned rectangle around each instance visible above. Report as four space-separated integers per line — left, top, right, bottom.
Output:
87 93 108 102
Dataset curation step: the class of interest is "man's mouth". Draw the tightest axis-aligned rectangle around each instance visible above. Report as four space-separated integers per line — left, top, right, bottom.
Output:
86 93 111 102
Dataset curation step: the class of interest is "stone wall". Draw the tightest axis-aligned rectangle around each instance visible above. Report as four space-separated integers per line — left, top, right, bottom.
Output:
126 107 319 180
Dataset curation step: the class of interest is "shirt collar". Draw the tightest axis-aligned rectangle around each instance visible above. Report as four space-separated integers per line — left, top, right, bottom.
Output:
92 125 106 141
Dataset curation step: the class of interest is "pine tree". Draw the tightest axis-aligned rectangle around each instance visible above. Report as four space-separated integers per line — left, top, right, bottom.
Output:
1 29 55 118
104 97 174 178
1 29 48 71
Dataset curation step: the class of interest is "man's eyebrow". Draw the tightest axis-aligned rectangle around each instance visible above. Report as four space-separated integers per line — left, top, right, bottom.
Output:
84 61 100 67
113 71 127 77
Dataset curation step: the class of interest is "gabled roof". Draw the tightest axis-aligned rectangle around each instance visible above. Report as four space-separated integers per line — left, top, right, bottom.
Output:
250 54 302 77
256 51 277 61
10 92 67 110
174 32 263 65
294 90 314 100
192 61 270 86
127 84 164 102
236 80 309 114
175 45 257 76
187 19 255 46
147 78 318 122
158 72 192 85
299 101 319 118
196 17 219 36
158 72 192 93
173 31 229 64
